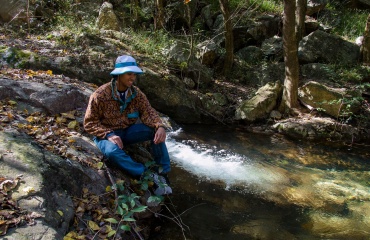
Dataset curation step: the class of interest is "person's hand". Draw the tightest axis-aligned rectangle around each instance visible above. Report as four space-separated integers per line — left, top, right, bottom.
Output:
107 135 123 149
154 127 166 144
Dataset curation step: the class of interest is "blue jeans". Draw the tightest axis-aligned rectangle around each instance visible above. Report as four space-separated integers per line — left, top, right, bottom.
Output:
94 124 171 177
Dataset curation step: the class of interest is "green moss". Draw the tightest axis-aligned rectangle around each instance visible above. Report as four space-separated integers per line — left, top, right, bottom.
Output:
2 48 34 68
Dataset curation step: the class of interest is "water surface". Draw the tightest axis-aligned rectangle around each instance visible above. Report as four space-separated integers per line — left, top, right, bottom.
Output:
152 124 370 240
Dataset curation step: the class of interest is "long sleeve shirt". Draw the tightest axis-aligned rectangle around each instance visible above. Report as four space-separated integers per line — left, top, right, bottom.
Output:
84 81 164 139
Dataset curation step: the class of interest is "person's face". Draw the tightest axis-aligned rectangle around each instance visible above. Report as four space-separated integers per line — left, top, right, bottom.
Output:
118 72 137 89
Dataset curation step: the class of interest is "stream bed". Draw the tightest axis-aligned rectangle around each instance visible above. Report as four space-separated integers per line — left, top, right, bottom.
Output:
151 124 370 240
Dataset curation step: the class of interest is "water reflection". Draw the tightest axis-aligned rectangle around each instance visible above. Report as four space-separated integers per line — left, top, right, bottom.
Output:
153 124 370 239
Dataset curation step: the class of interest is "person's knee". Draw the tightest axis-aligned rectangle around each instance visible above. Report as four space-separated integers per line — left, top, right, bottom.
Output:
105 145 124 159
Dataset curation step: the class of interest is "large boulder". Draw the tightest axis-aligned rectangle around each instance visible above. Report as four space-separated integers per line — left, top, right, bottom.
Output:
236 46 264 64
247 15 282 44
272 115 368 141
0 128 108 239
196 40 220 66
298 30 361 64
235 81 282 122
306 0 328 16
0 78 93 115
96 2 120 31
300 63 340 86
136 68 204 123
298 81 362 118
261 36 284 61
0 0 26 22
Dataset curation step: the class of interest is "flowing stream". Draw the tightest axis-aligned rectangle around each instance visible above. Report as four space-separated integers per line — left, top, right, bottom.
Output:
151 124 370 240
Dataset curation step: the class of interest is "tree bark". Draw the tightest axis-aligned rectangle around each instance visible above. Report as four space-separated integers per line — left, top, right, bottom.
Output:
296 0 307 42
219 0 233 75
361 14 370 65
280 0 300 113
154 0 165 30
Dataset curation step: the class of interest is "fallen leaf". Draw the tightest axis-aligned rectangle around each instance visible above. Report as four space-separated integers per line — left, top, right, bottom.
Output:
88 220 100 231
22 186 35 194
67 120 78 129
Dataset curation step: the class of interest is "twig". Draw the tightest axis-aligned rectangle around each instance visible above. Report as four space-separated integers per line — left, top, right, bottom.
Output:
104 163 118 202
147 200 207 240
129 222 144 240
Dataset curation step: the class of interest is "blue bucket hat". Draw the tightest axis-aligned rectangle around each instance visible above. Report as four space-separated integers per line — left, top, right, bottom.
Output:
110 55 143 76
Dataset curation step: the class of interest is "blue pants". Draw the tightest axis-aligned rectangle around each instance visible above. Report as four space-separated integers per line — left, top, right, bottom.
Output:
94 124 171 177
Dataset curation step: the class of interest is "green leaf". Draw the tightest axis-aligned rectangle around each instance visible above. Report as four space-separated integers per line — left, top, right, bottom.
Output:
131 206 147 213
144 161 155 167
117 205 124 215
123 217 136 222
130 199 136 208
121 203 129 210
117 183 125 191
148 195 163 203
141 182 148 190
120 224 131 231
107 230 116 237
104 218 118 224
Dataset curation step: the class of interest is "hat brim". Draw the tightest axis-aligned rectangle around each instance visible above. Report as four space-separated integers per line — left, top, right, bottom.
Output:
110 66 143 75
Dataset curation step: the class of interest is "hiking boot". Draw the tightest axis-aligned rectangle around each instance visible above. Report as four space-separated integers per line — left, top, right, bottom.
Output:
150 173 172 196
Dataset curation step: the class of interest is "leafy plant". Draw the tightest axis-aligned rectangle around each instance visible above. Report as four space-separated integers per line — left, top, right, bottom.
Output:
317 2 368 41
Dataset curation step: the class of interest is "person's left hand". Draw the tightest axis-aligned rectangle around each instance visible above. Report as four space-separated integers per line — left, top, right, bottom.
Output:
154 127 166 144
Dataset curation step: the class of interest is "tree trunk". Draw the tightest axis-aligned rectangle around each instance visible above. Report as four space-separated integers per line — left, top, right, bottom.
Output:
219 0 233 75
131 0 139 26
361 14 370 65
279 0 300 114
154 0 165 30
296 0 307 42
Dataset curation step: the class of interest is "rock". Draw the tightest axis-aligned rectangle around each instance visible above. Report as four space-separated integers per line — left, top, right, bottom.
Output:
300 63 339 86
136 68 204 123
247 14 282 44
96 2 120 31
196 40 219 66
298 81 362 118
0 78 93 115
272 115 368 142
236 46 264 64
258 62 286 85
261 36 284 61
305 17 320 35
235 81 282 122
298 30 360 64
269 110 282 120
200 4 214 30
307 0 328 16
198 92 228 117
0 128 107 239
0 0 26 22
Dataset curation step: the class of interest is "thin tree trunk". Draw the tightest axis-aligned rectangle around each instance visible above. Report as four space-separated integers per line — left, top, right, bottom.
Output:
296 0 307 42
361 14 370 65
154 0 165 30
280 0 300 113
219 0 233 75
